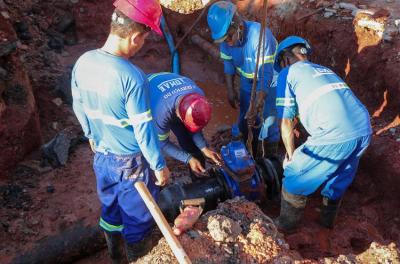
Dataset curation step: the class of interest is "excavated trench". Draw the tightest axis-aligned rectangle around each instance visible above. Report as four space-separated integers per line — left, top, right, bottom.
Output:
0 0 399 263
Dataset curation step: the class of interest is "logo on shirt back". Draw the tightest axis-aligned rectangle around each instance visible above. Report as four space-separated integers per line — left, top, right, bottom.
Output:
312 66 334 78
157 78 186 92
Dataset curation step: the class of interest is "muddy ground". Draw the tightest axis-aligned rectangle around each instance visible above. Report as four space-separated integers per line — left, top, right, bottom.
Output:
0 0 399 263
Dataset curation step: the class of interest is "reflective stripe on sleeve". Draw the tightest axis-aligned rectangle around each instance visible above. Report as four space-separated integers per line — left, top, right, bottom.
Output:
158 132 170 141
236 54 275 79
99 218 123 232
220 52 232 60
130 110 152 126
276 97 296 107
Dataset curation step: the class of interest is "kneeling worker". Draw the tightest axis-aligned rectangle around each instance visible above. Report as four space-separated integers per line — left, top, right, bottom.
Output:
148 72 222 174
274 36 372 231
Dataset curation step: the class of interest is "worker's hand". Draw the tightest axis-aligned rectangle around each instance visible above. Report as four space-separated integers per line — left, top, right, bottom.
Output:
89 139 96 153
201 147 222 166
188 157 206 174
154 167 170 186
283 153 293 169
227 90 239 109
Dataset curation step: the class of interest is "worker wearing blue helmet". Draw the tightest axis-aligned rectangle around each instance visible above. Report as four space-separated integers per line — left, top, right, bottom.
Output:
274 36 372 231
207 1 280 158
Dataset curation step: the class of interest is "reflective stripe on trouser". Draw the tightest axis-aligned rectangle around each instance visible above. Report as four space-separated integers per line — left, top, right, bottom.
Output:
283 135 371 200
93 152 159 243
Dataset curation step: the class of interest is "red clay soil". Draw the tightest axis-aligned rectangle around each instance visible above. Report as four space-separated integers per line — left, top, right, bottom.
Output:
0 0 399 263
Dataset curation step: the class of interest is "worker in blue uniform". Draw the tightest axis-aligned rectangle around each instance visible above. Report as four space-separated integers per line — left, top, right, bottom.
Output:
71 3 170 263
273 36 372 231
147 72 222 174
207 1 279 158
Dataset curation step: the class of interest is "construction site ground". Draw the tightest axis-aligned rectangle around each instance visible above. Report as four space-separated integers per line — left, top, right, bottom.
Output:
0 0 399 263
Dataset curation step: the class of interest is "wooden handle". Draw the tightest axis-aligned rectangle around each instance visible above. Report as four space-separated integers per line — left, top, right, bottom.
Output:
134 181 192 264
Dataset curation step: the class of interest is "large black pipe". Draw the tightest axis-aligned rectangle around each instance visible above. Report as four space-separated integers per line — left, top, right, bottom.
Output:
158 159 282 221
157 175 227 221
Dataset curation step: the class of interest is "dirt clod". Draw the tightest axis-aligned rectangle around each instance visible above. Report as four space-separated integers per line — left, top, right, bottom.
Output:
207 214 242 242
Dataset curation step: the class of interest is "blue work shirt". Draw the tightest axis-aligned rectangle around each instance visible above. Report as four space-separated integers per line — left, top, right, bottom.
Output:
276 61 372 145
147 72 207 163
71 49 166 171
219 20 277 92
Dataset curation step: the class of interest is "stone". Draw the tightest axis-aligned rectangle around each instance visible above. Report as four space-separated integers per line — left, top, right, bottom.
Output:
324 11 334 18
70 0 79 3
1 11 10 19
324 8 337 13
52 97 63 107
51 122 58 130
41 130 74 167
338 2 358 11
207 214 242 243
389 128 396 134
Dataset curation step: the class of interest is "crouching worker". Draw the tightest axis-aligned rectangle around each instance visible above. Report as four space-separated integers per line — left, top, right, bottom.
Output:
71 1 170 263
147 72 222 175
273 36 372 232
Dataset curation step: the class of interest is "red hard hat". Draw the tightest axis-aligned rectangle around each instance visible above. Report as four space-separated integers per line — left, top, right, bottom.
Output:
178 93 212 133
113 0 163 35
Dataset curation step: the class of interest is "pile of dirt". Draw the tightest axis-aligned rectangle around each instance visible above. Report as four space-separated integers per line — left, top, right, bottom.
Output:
136 197 399 263
137 197 302 264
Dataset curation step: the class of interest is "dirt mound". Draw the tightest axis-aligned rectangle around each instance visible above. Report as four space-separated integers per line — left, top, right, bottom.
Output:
137 197 302 264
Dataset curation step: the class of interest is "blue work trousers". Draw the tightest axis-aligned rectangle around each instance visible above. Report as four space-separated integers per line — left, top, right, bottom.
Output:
93 152 159 243
283 135 371 200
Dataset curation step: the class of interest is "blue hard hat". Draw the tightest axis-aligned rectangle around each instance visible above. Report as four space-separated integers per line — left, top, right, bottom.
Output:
274 36 312 72
207 1 237 42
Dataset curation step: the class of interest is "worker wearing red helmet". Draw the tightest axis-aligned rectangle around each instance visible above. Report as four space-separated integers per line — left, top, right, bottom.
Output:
71 0 170 262
147 72 222 174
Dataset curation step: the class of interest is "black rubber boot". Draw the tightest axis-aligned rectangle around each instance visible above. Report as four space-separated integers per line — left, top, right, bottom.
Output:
104 231 123 264
125 236 152 263
320 196 342 229
274 188 307 233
